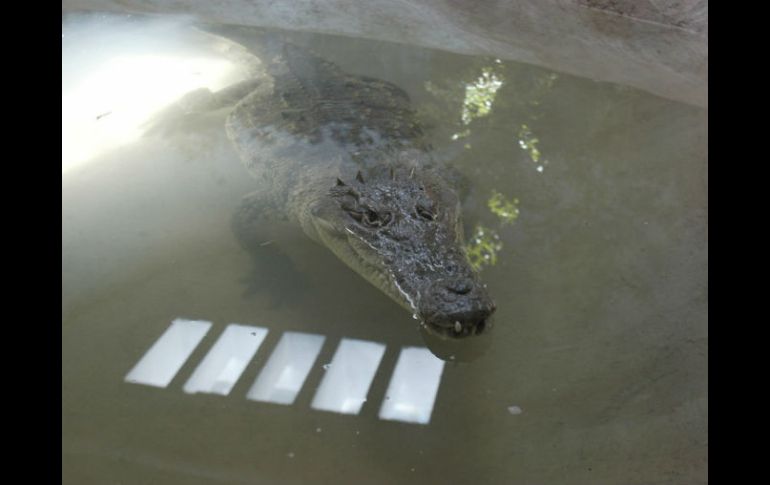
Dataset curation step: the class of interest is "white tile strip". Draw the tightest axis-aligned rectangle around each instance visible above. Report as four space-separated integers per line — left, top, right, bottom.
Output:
246 331 326 405
125 319 449 426
125 318 212 388
183 324 269 396
378 347 446 425
311 338 386 415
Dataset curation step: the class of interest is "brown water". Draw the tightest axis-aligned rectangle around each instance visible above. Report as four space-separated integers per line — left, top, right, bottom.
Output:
62 13 707 485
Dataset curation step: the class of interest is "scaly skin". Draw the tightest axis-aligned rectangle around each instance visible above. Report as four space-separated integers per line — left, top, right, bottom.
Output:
225 38 496 338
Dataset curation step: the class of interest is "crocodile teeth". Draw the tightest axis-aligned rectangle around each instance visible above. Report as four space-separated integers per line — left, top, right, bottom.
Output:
454 321 462 333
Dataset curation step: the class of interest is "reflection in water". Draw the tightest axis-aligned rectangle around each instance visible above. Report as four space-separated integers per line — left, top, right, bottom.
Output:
465 191 520 271
123 319 448 422
183 324 268 395
517 124 541 163
487 190 520 225
425 62 556 275
311 338 386 415
425 62 504 144
465 225 503 272
247 331 325 405
124 318 211 388
518 124 549 172
423 60 536 274
378 347 445 425
459 65 504 126
61 15 245 173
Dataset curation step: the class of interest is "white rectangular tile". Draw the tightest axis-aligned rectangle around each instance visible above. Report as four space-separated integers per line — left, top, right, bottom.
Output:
246 332 325 405
125 318 211 388
378 347 445 425
183 324 268 396
311 338 386 415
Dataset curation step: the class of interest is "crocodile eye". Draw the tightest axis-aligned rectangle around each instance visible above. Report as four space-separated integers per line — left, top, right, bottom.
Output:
362 209 392 228
416 204 436 221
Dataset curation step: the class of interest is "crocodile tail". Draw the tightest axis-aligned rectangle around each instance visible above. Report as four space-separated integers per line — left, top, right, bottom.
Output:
191 24 338 80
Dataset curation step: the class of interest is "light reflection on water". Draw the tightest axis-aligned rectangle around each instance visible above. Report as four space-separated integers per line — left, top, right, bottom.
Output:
311 338 386 415
124 318 211 388
247 331 325 405
61 14 250 173
63 12 707 485
183 323 268 396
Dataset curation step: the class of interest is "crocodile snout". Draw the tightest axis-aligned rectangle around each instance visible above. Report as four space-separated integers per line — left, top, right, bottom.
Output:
422 277 496 337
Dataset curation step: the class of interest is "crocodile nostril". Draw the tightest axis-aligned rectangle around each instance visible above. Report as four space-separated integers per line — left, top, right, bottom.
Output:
446 279 472 295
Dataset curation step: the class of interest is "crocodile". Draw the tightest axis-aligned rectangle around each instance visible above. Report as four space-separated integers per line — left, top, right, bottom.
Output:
157 30 496 338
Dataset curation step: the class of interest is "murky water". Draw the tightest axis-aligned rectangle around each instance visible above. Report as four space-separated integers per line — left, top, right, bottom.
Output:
62 13 707 485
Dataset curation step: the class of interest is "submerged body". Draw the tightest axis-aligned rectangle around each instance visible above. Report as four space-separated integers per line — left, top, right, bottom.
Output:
215 34 495 337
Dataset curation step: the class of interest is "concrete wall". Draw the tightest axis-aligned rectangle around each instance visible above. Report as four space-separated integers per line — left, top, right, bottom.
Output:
62 0 707 107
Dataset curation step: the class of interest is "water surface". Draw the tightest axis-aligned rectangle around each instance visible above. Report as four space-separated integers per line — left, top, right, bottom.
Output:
62 13 707 485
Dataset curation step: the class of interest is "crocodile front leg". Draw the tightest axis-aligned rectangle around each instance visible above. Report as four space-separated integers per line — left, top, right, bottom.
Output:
231 189 309 307
143 77 267 137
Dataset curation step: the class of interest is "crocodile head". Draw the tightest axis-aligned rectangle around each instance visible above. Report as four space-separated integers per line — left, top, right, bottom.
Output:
310 162 496 338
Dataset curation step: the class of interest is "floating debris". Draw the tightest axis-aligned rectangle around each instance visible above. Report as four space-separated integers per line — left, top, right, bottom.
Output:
507 405 523 415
